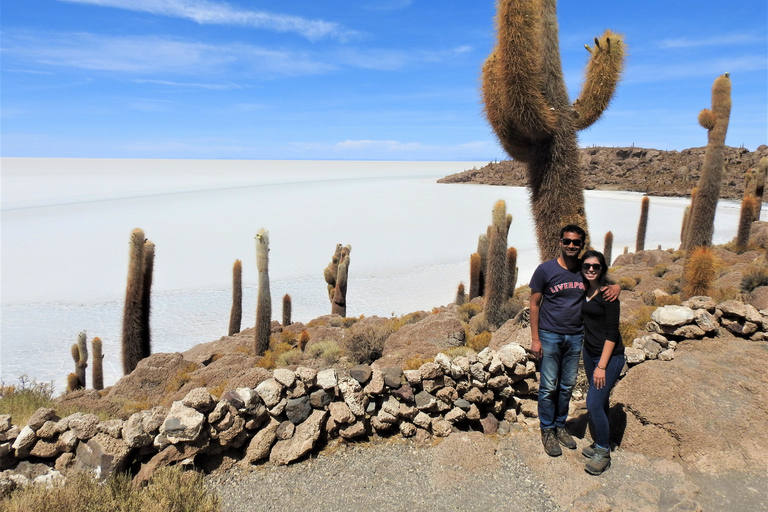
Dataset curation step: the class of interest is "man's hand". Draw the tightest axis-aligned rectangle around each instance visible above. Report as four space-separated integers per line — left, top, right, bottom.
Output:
601 283 621 302
531 338 542 360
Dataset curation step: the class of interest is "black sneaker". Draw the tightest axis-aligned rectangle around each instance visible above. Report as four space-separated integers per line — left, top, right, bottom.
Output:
541 428 562 457
556 427 576 449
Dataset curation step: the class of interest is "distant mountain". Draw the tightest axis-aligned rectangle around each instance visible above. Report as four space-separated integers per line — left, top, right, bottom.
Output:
439 145 768 201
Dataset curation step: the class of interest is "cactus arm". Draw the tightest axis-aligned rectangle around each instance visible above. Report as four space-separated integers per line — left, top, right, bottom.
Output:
572 30 626 131
482 0 559 162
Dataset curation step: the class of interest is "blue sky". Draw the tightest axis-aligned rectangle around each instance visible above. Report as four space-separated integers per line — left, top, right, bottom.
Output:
2 0 766 160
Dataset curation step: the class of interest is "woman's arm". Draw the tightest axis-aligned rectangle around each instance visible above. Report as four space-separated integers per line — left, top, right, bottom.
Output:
592 340 616 390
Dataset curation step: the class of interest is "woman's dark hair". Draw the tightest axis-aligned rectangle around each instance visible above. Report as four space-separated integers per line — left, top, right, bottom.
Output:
581 249 608 287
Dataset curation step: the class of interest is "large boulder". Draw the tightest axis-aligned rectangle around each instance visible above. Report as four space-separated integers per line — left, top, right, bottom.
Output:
106 353 201 408
374 312 465 369
269 410 327 465
73 433 131 482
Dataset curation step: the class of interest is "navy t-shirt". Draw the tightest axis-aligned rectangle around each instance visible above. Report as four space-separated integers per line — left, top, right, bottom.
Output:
529 259 586 334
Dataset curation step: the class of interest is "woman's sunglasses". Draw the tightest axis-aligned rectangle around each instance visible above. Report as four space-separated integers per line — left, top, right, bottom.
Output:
582 263 602 272
560 238 583 247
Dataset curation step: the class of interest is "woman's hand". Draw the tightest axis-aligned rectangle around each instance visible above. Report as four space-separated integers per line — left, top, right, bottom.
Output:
593 367 606 389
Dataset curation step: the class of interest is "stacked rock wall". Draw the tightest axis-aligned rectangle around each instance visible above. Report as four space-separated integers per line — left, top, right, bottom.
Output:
0 343 541 491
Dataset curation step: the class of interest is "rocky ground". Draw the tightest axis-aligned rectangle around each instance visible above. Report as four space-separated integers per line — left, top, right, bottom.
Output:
438 145 768 200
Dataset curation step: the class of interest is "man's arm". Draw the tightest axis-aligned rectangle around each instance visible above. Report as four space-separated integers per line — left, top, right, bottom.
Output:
601 284 621 302
529 291 543 359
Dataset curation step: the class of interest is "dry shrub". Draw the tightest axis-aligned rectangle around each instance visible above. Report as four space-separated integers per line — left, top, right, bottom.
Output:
467 331 492 352
656 294 681 306
276 349 304 367
256 341 293 370
440 346 476 359
403 356 433 370
671 250 685 262
712 286 739 303
164 363 200 394
617 277 637 291
457 302 482 323
280 330 297 345
344 321 394 364
683 246 718 298
307 316 360 329
652 264 668 277
306 340 344 366
618 304 656 347
1 466 219 512
390 311 429 331
0 377 54 427
741 266 768 292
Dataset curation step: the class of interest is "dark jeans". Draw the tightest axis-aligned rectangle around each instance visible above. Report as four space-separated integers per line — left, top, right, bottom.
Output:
583 349 626 448
537 329 583 430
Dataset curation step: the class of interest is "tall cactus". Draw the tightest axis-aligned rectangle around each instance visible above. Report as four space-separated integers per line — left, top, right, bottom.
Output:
476 233 489 297
328 245 351 317
635 196 650 252
92 337 103 391
228 259 242 336
140 240 155 360
685 74 732 250
76 330 88 389
255 229 271 356
482 0 625 261
506 247 518 298
736 195 758 252
122 228 145 375
484 200 510 327
603 231 613 267
469 252 482 300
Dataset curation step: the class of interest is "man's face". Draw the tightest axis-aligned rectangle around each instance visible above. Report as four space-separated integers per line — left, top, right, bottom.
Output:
560 231 584 258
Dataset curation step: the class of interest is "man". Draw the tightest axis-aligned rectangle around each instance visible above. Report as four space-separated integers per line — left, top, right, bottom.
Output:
529 225 619 457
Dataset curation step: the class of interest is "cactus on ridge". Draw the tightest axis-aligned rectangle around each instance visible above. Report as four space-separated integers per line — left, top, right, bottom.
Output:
122 228 145 375
228 259 242 336
92 337 103 391
283 294 292 326
469 253 482 300
484 200 510 327
255 229 272 356
635 196 650 252
455 283 466 306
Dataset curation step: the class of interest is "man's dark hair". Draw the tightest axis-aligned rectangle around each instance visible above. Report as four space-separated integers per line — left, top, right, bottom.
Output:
560 224 587 242
580 250 609 287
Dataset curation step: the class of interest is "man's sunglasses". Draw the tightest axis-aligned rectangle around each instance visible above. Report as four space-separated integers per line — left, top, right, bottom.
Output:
582 263 602 272
560 238 583 247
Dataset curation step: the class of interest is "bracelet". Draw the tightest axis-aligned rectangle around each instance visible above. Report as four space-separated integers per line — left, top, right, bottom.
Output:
597 365 606 370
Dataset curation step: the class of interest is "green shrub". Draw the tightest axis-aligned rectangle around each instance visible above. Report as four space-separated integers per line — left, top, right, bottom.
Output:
275 349 304 367
306 340 344 366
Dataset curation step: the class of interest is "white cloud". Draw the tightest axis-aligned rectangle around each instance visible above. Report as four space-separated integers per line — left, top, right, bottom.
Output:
3 31 337 77
133 78 242 90
336 45 474 71
624 55 767 84
56 0 357 41
659 33 765 49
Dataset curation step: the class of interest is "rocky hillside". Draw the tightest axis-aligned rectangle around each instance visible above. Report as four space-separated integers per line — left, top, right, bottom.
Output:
439 145 768 200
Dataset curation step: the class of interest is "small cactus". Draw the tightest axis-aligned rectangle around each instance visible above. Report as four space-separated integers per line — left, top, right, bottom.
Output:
228 259 242 336
66 373 81 393
603 231 613 267
682 246 717 298
298 331 310 351
255 229 271 356
92 337 104 391
635 196 650 252
283 294 292 326
735 195 758 252
455 283 466 306
325 244 351 316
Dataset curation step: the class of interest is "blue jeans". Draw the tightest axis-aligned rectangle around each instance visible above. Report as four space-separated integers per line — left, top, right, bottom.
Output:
537 329 583 430
583 350 626 448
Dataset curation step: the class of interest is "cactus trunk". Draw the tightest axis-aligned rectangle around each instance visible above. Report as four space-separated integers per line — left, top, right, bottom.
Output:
228 259 242 336
122 228 145 375
603 231 613 267
92 337 103 391
469 253 482 301
282 294 292 326
140 240 154 360
756 157 768 220
635 196 650 252
255 229 271 356
506 247 518 298
736 196 758 252
484 200 510 327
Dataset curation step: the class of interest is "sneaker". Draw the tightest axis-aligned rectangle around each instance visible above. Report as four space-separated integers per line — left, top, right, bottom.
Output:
556 427 576 449
581 443 595 458
541 429 562 457
585 446 611 475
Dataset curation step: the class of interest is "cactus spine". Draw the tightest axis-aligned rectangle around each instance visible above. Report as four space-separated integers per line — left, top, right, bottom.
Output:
635 196 650 252
122 228 145 375
282 294 292 326
92 337 103 391
255 229 271 356
469 253 482 300
228 259 242 336
506 247 518 298
484 200 510 327
140 240 154 360
455 283 466 306
685 74 732 251
481 0 625 261
736 195 758 252
603 231 613 267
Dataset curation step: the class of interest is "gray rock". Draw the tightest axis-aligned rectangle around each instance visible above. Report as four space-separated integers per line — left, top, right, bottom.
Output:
497 343 527 368
744 304 763 325
142 406 167 436
381 367 404 388
431 418 452 437
339 377 368 416
182 387 215 412
160 402 205 443
454 398 471 411
328 402 355 425
350 364 373 384
273 368 296 388
477 347 493 367
658 349 675 361
29 439 59 458
123 412 152 448
399 421 417 438
69 414 100 440
414 391 438 412
651 305 695 327
208 401 230 424
694 309 719 333
436 386 458 404
221 389 245 410
11 426 36 451
256 378 284 408
633 337 662 359
717 300 747 318
268 398 287 417
433 352 452 372
276 421 295 440
285 396 312 425
469 362 489 383
73 433 131 482
316 369 338 390
235 387 263 412
518 400 538 418
403 369 422 386
398 403 418 421
419 362 442 380
376 410 398 425
309 389 333 409
625 347 646 365
488 354 504 374
27 408 57 431
243 418 280 463
97 419 124 439
381 396 401 417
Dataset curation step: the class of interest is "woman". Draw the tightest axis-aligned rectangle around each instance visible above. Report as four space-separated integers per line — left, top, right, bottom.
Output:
580 249 626 475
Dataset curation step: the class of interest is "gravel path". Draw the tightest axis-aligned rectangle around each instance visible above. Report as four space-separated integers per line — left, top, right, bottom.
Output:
206 431 562 512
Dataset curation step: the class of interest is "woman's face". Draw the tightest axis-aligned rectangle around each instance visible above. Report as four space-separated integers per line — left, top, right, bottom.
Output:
582 256 603 284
